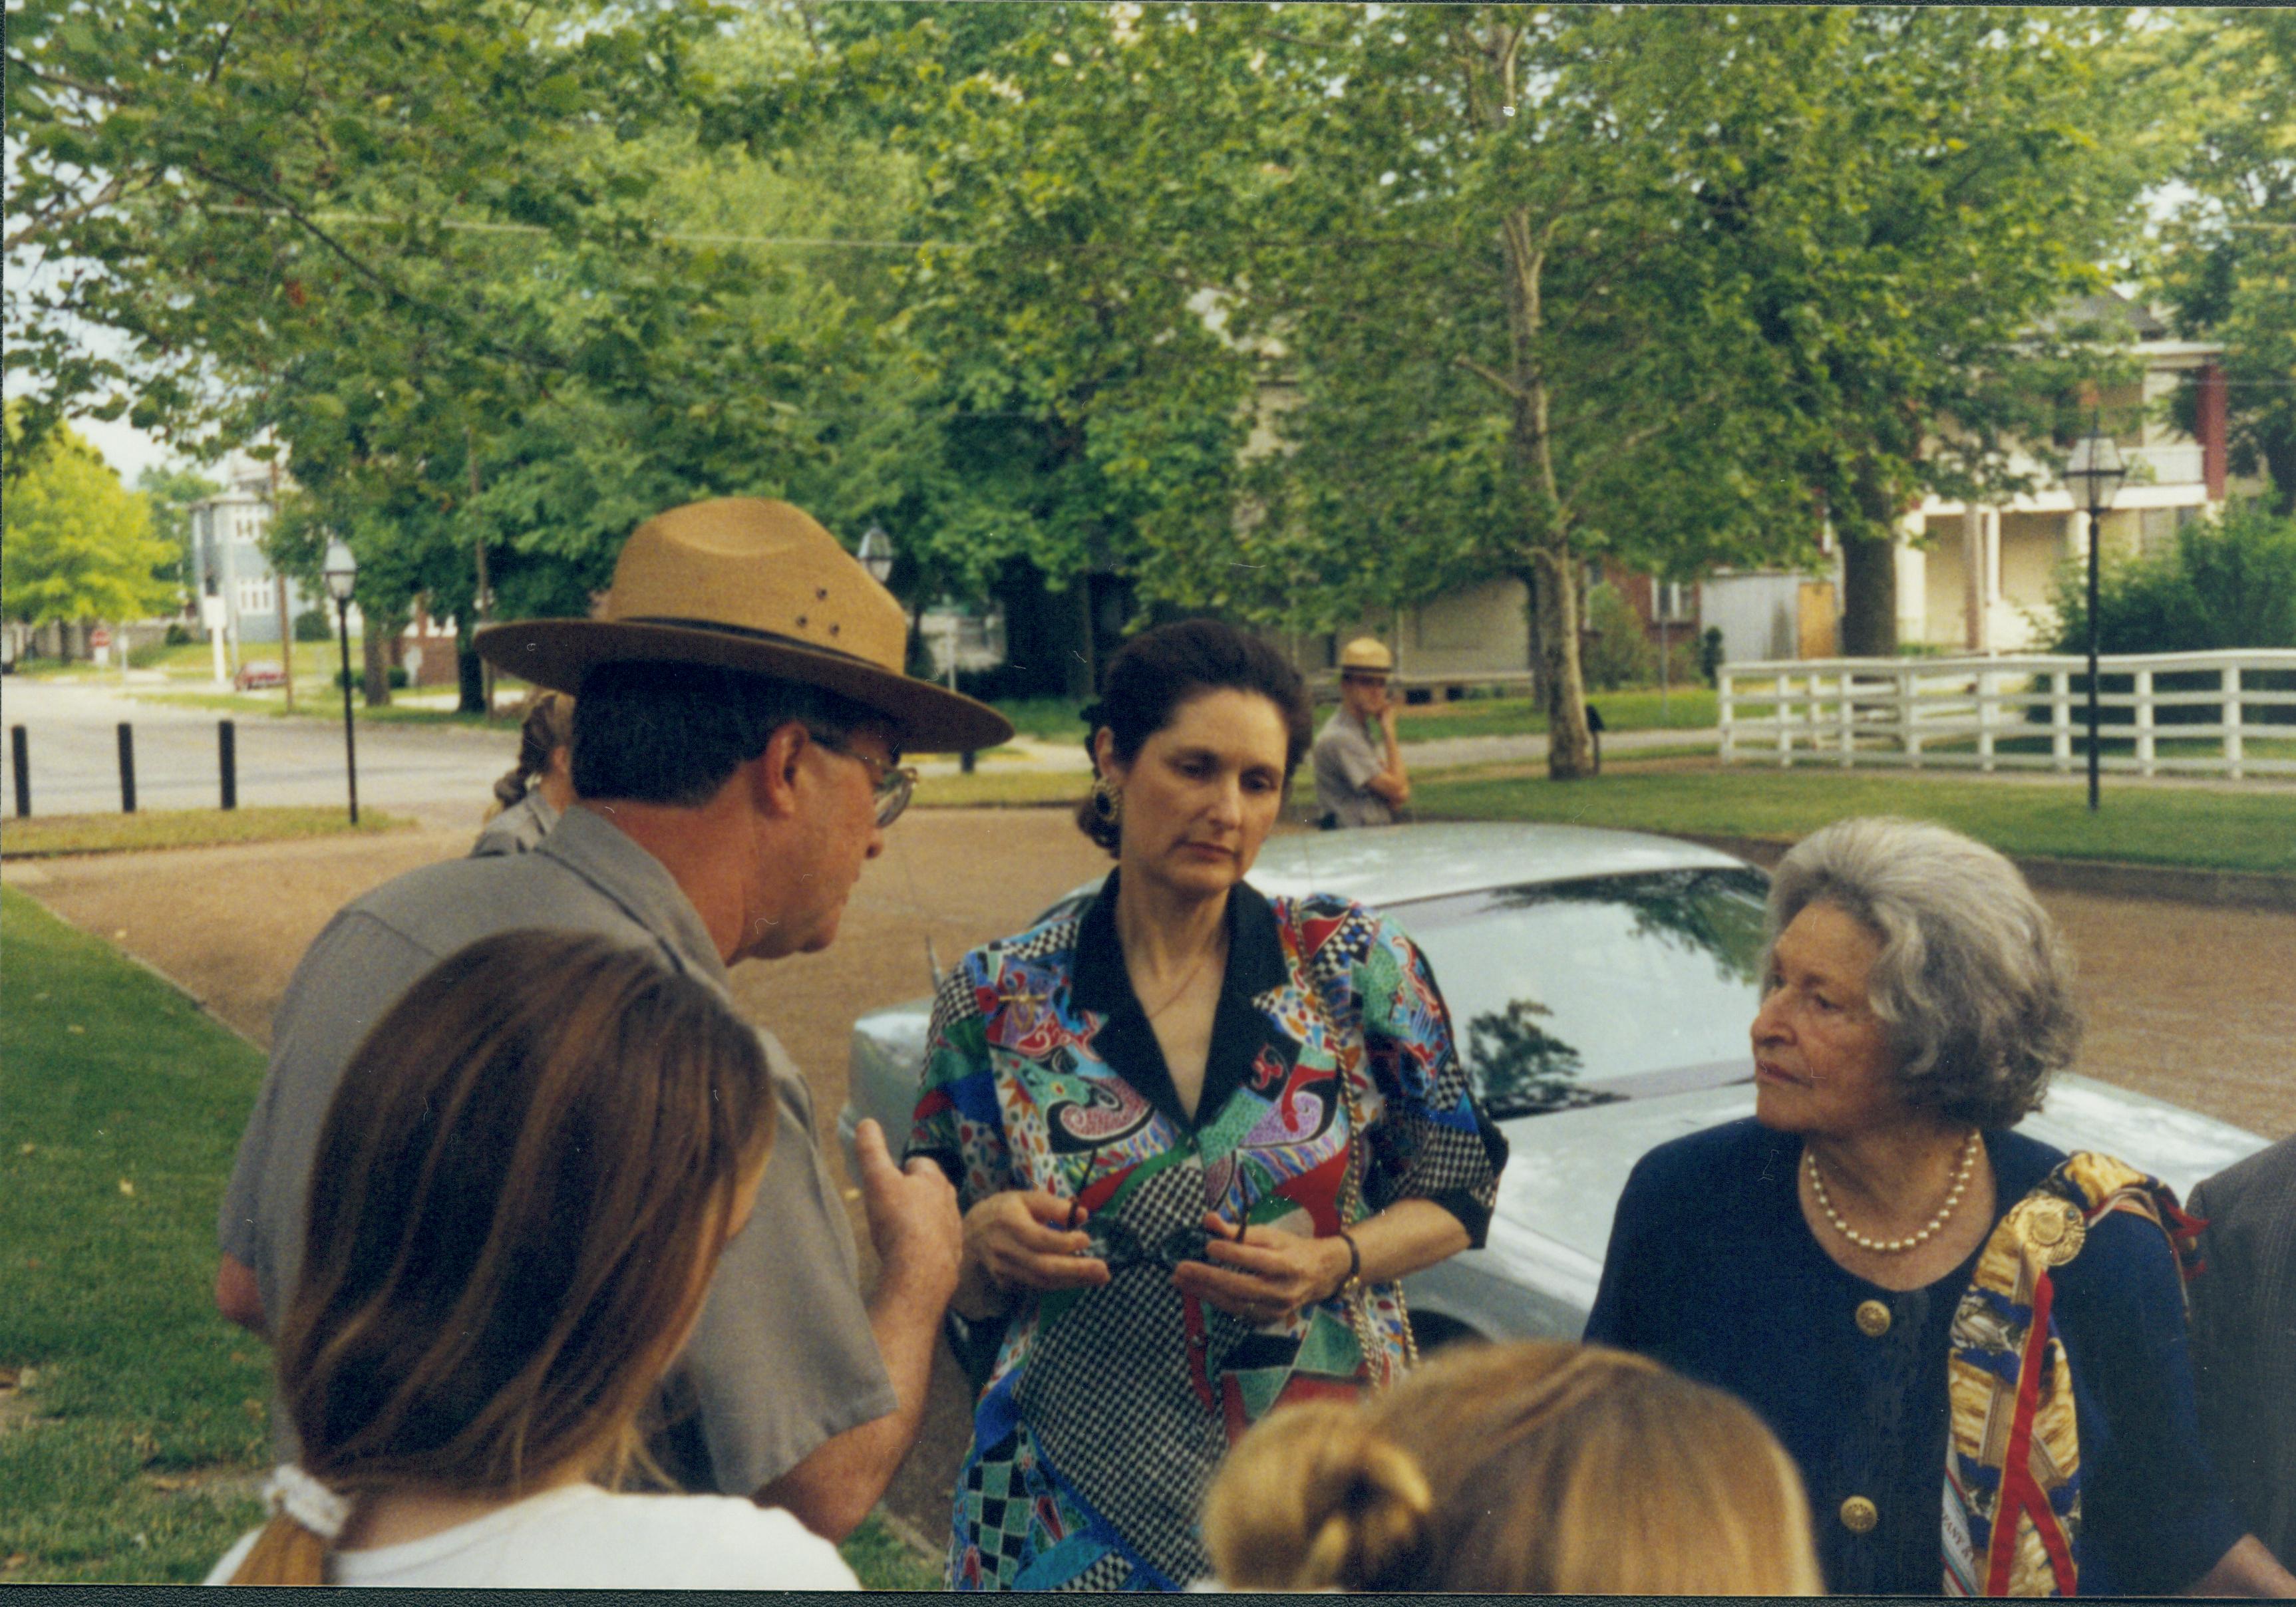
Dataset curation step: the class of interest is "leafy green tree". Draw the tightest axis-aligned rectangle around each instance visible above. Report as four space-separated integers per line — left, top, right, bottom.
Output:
2153 10 2296 513
1227 8 1822 775
1 415 178 641
1663 9 2159 655
9 1 947 705
800 3 1282 690
133 464 221 600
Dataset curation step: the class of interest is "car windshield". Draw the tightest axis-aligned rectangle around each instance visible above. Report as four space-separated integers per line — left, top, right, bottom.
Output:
1389 867 1770 1120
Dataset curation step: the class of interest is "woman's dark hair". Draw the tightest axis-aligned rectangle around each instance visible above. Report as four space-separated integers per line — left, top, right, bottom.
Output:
228 930 776 1585
1074 619 1314 853
492 691 575 810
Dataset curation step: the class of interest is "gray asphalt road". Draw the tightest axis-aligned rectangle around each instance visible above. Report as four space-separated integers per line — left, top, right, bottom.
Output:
2 674 1720 817
1 676 512 828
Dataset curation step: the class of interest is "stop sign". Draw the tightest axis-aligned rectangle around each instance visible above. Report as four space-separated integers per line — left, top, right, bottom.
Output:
90 627 113 649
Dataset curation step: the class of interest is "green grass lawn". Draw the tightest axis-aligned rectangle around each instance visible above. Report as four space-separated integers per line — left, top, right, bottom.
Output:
123 639 355 680
1409 764 2296 877
914 769 1090 810
2 807 411 860
133 688 530 727
967 686 1718 748
1393 685 1717 743
0 888 937 1586
1 887 275 1582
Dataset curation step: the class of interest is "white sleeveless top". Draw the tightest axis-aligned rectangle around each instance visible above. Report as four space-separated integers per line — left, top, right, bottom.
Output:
204 1483 859 1589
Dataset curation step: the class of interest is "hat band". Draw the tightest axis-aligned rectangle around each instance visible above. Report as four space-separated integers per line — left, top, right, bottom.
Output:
617 615 893 676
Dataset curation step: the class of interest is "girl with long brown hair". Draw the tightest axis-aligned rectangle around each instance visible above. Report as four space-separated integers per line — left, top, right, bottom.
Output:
206 929 856 1588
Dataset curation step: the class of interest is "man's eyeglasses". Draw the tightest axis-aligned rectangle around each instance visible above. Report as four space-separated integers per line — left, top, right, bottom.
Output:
810 732 917 828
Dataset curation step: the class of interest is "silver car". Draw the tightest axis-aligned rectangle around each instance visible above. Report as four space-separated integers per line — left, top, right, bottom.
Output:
842 822 2269 1348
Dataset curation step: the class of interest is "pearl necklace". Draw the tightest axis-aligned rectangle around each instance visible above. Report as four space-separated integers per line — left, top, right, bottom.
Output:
1806 1130 1981 1254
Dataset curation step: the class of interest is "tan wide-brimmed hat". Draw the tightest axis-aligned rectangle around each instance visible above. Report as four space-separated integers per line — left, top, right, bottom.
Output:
1338 636 1395 676
474 498 1013 754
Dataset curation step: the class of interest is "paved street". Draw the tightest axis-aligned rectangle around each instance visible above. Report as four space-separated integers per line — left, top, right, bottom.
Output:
0 675 1719 828
1 676 522 829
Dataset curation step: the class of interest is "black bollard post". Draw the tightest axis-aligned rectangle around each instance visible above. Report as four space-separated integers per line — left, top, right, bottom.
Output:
117 722 138 813
10 724 28 818
219 720 238 811
961 748 977 775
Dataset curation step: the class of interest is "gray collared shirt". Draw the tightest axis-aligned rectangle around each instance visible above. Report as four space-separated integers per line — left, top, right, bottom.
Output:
219 805 896 1495
1311 706 1396 828
469 788 562 857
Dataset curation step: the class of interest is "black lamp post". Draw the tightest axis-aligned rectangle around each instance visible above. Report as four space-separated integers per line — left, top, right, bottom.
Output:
2062 417 2127 813
322 538 360 824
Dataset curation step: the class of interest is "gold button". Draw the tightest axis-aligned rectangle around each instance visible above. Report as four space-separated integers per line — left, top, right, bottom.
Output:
1840 1495 1879 1534
1855 1299 1892 1338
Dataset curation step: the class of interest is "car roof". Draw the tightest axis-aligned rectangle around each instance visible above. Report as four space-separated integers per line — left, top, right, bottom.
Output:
1240 821 1755 908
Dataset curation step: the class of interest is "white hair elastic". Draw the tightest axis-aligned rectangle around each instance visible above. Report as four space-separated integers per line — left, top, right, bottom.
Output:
263 1463 350 1541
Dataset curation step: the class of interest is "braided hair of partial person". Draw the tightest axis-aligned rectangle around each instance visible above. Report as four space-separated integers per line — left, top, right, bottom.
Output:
489 691 575 813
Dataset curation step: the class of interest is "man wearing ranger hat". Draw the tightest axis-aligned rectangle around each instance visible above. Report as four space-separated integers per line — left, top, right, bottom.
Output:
216 499 1013 1540
1311 635 1410 828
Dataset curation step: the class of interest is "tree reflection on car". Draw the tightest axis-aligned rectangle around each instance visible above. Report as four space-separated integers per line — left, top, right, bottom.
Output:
1402 865 1773 1116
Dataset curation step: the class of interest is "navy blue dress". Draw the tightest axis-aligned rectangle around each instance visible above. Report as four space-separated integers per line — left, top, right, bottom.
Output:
1583 1119 2243 1594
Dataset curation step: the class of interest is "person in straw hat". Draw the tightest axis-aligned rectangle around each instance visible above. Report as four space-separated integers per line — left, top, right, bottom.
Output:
215 498 1013 1542
1310 637 1410 829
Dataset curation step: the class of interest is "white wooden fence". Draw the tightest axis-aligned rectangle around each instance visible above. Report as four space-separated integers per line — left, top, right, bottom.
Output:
1718 651 2296 780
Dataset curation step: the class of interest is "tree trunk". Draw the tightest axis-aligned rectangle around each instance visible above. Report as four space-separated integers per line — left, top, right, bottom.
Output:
1838 459 1902 657
362 625 392 708
1537 545 1597 778
1518 565 1543 700
456 620 486 714
1838 535 1898 657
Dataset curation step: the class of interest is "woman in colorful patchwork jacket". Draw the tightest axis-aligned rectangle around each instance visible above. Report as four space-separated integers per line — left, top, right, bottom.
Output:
907 621 1505 1591
1585 816 2293 1596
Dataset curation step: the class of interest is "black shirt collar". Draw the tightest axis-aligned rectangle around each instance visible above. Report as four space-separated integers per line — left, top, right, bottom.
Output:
1070 869 1293 1132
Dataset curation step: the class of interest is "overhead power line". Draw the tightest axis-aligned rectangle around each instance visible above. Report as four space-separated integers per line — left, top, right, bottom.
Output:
201 204 965 249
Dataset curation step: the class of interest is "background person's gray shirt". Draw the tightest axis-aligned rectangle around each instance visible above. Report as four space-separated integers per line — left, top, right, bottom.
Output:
1311 706 1395 828
468 788 561 857
219 805 896 1495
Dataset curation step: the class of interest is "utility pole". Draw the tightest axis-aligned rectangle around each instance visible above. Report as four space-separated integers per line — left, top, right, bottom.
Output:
468 427 494 717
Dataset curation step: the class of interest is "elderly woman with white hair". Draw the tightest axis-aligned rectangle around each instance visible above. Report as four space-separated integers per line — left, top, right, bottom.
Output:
1585 817 2293 1597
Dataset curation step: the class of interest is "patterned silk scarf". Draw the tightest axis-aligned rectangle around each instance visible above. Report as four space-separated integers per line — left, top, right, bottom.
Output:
1942 1153 2203 1596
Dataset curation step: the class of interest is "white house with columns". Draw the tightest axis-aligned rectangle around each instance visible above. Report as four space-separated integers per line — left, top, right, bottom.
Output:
1897 299 2237 653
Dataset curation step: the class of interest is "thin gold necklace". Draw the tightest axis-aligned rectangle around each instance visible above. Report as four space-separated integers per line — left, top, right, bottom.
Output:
1138 939 1223 1022
1806 1130 1982 1254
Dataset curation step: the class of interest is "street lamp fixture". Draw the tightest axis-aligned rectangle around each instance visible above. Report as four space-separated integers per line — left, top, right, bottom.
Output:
321 538 361 825
2062 418 2126 813
858 523 895 585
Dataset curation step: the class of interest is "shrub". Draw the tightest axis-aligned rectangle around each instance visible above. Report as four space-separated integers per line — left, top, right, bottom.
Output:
336 666 410 690
2049 500 2296 655
293 607 333 643
2041 500 2296 728
1581 584 1656 690
163 621 195 647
